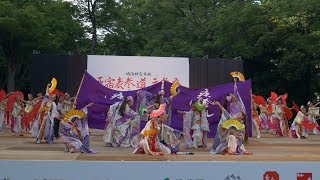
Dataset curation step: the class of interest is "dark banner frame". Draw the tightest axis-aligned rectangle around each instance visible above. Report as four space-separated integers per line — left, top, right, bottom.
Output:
31 55 243 95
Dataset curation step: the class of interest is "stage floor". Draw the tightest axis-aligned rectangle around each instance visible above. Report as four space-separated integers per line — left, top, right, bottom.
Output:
0 127 320 162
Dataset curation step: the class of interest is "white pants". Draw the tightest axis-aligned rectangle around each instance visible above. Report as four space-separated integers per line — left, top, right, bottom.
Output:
0 110 4 130
13 116 22 133
252 119 261 138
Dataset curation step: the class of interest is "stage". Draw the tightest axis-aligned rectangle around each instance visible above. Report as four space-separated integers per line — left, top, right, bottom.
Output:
0 127 319 162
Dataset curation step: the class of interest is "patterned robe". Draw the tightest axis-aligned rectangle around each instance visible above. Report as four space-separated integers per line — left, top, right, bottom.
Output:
103 102 140 147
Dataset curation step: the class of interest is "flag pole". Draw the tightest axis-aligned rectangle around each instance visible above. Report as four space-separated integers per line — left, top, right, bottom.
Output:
74 71 86 106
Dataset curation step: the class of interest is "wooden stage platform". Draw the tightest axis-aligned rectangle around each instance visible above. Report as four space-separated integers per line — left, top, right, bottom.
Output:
0 127 320 162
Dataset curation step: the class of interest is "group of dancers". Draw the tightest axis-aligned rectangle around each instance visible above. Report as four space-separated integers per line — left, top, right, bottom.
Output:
0 83 96 154
251 92 320 140
0 76 319 156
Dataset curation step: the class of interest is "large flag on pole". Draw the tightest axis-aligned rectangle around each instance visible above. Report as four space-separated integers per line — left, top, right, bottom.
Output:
76 72 252 137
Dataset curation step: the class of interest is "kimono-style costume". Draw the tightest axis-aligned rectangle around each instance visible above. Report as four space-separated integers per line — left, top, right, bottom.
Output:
36 100 58 144
210 128 249 155
275 105 289 136
103 101 140 147
30 98 48 137
183 109 210 148
60 108 96 153
22 100 35 131
53 101 64 138
258 106 269 131
133 120 172 155
211 109 232 151
136 90 173 126
11 102 24 134
307 115 319 135
0 100 7 130
289 111 308 139
211 86 249 154
266 104 282 136
251 105 261 138
307 107 319 135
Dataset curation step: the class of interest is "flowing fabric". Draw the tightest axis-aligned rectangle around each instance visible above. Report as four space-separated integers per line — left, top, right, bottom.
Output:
133 120 171 155
307 115 319 135
11 102 23 133
37 101 58 144
182 111 193 148
60 109 96 154
251 108 261 138
60 122 83 152
103 102 140 147
275 105 289 136
259 107 269 130
210 129 248 155
266 104 282 136
289 112 308 139
136 90 173 126
211 109 231 151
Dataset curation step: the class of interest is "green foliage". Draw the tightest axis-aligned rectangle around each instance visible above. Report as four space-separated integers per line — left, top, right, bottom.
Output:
0 0 88 92
0 0 319 104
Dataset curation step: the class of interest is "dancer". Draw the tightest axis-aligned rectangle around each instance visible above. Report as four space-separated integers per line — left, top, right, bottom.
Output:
251 98 261 138
22 94 36 132
274 97 292 136
54 95 65 139
258 104 270 132
178 99 210 148
103 96 141 147
210 100 232 152
36 84 58 144
0 92 13 131
133 104 181 155
136 82 180 126
60 102 96 153
210 119 252 155
226 91 248 142
266 97 282 136
0 99 6 131
11 93 32 136
307 101 320 134
289 106 309 139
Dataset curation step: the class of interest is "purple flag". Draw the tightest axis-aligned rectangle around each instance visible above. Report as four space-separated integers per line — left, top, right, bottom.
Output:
76 72 252 137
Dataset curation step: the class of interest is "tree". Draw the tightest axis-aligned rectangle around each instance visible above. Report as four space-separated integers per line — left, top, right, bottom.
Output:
0 0 87 92
256 0 320 103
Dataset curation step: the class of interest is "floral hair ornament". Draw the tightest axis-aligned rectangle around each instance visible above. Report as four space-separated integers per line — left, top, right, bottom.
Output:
150 103 166 118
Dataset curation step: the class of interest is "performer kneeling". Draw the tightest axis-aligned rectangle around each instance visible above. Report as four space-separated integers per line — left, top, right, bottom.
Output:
210 119 252 155
103 96 141 147
132 104 182 155
60 102 96 153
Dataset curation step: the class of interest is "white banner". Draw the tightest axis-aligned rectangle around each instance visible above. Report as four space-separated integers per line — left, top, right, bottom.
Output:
87 55 189 91
0 160 318 180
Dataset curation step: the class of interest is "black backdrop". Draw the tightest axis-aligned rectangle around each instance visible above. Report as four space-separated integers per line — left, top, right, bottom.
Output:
31 55 243 95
